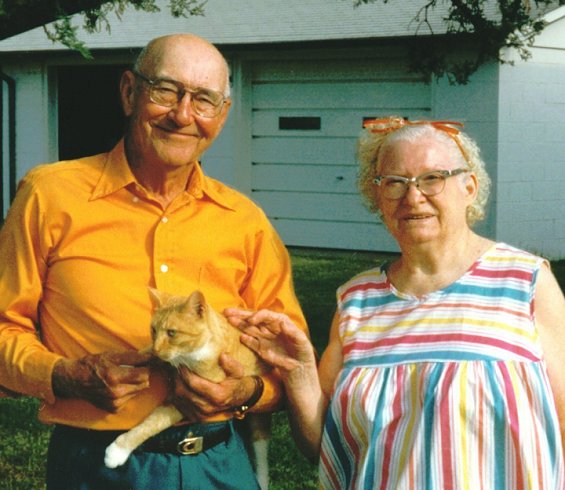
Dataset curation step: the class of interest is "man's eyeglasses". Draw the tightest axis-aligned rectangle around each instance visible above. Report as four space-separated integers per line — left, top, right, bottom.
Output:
132 70 227 118
373 168 469 200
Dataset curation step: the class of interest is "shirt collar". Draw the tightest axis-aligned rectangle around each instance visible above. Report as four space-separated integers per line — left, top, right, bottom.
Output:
91 139 235 211
91 139 136 200
188 159 235 211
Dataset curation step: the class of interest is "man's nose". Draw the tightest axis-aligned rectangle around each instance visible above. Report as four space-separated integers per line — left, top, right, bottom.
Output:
169 92 195 125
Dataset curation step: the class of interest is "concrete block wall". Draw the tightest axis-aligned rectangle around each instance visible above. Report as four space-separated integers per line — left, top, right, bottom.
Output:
497 55 565 259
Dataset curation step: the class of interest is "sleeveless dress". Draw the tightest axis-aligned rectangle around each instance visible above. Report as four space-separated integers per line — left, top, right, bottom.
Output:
320 243 564 489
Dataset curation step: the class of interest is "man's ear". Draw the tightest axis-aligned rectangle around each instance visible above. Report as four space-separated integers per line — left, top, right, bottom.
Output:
120 70 136 117
215 98 232 133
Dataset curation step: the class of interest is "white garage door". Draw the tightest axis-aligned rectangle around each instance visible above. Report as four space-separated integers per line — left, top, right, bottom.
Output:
250 56 431 252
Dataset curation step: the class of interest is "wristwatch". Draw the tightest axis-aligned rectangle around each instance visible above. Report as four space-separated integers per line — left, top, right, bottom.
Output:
233 375 264 420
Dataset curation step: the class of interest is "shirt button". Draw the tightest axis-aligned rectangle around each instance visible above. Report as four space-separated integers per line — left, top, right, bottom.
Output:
160 264 169 273
132 196 140 203
161 216 169 223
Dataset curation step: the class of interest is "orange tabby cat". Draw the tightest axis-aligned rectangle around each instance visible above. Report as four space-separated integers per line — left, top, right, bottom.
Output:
104 289 271 490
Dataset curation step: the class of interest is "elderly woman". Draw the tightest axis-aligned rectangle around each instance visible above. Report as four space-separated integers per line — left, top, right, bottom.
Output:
225 117 565 489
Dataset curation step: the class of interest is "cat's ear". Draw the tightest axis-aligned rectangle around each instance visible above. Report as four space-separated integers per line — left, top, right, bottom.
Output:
148 287 166 307
186 290 207 317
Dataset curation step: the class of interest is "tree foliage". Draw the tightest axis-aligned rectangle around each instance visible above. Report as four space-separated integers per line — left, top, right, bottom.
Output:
354 0 558 83
0 0 205 58
0 0 559 83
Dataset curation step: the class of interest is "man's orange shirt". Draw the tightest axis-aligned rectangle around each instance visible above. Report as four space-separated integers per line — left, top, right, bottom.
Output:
0 140 306 430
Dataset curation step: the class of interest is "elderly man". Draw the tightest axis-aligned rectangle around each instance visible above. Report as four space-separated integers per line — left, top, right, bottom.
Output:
0 34 306 489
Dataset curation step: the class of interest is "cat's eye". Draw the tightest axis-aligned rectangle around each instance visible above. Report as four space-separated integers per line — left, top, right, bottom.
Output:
166 329 177 338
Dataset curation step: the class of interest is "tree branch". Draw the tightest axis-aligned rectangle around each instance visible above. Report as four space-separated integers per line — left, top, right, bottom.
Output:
1 0 206 57
1 0 107 40
351 0 554 84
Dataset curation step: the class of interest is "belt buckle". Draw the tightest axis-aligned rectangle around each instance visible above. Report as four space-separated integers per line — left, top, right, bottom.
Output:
177 432 204 455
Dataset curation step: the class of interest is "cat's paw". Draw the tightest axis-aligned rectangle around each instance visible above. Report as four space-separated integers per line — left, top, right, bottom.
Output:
104 442 132 468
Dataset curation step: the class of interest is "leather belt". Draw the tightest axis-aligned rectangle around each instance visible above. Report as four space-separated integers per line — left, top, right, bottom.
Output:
54 421 232 457
140 423 231 455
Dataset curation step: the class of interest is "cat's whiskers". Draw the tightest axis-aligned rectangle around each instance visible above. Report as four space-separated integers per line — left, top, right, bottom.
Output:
166 342 215 370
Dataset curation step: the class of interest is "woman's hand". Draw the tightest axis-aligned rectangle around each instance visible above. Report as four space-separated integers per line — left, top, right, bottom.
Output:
225 307 326 460
224 308 317 378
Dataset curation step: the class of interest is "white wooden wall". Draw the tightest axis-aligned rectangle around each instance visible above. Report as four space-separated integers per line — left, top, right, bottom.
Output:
1 62 58 181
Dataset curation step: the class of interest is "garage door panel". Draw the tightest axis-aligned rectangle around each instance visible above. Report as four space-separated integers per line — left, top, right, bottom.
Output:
252 136 356 165
253 109 433 137
253 81 430 109
252 191 374 223
252 164 357 193
252 57 414 83
250 56 431 250
253 109 360 137
271 218 400 252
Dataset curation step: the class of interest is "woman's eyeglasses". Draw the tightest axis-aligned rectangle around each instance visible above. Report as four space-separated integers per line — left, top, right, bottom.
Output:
373 168 469 200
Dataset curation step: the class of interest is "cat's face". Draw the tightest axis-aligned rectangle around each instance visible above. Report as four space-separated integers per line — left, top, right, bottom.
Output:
149 289 212 367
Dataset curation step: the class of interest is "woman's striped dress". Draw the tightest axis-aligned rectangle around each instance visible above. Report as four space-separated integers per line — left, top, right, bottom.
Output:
320 243 564 489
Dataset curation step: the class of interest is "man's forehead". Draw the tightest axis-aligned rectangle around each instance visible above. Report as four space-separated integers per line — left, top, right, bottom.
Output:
151 48 225 77
150 37 220 64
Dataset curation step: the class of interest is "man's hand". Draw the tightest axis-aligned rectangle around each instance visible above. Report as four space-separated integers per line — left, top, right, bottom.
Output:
172 353 256 422
52 351 152 413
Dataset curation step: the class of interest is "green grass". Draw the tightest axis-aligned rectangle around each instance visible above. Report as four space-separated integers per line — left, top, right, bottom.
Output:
0 396 51 489
290 248 397 353
0 249 563 489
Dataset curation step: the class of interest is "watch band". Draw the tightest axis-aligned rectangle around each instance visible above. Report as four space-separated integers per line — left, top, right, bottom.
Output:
233 375 265 420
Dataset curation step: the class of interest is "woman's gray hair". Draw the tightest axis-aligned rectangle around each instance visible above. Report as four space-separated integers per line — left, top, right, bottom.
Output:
357 120 491 226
